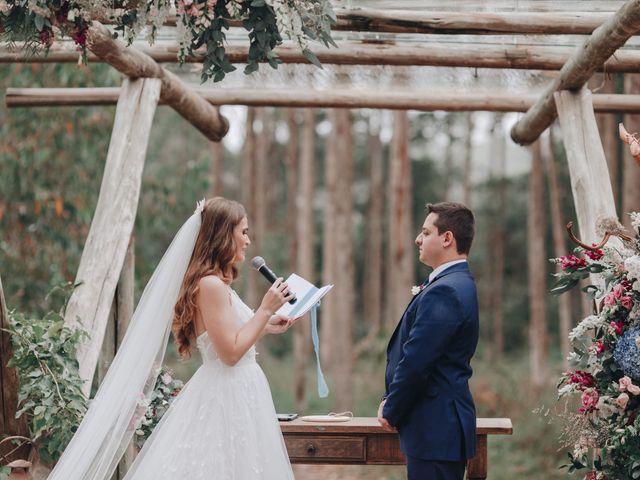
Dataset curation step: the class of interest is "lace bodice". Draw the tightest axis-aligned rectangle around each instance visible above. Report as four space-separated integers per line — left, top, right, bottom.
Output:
195 288 257 367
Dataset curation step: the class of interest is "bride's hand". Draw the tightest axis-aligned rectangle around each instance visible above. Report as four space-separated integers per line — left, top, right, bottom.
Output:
264 314 292 335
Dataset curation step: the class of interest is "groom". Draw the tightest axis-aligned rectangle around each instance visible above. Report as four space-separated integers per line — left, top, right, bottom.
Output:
378 202 479 480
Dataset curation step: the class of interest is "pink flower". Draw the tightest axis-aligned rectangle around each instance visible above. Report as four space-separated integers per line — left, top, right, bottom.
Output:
559 255 587 270
567 370 595 390
609 322 624 336
628 384 640 396
584 247 604 261
621 296 634 310
620 376 633 392
588 341 605 356
206 0 217 9
579 389 599 413
604 292 617 307
188 4 203 17
613 284 625 299
616 392 630 409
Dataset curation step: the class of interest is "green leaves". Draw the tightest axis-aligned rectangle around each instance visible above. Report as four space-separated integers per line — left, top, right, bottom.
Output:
5 286 89 463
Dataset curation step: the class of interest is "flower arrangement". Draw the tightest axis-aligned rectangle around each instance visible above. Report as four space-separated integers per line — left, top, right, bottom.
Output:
133 367 184 448
0 0 336 82
552 212 640 479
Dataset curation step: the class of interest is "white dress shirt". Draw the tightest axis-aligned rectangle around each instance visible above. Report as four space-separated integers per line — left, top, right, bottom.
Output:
428 259 467 284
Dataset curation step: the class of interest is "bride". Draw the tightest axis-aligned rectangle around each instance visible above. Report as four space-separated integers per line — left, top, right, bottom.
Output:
49 197 296 479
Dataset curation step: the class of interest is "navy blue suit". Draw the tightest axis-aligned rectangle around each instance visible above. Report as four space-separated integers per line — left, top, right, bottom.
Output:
383 262 479 477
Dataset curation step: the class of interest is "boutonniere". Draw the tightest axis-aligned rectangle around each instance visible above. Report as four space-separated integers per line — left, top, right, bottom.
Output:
411 284 425 296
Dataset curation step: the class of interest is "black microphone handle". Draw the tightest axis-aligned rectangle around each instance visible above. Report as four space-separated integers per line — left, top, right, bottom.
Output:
258 265 297 305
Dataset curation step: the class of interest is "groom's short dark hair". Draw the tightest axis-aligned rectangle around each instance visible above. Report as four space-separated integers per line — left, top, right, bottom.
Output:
426 202 475 255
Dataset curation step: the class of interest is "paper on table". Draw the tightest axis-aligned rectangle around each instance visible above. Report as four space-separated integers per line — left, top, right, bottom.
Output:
276 273 333 319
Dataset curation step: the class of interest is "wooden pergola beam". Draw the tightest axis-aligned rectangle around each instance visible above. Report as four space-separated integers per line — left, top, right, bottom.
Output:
510 0 640 146
95 9 610 35
86 21 228 142
333 8 609 35
5 41 640 73
7 87 640 113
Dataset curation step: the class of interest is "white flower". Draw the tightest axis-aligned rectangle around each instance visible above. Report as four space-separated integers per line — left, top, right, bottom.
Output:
161 373 172 385
569 315 603 341
625 256 640 281
411 285 423 296
630 212 640 231
0 0 10 14
194 198 206 215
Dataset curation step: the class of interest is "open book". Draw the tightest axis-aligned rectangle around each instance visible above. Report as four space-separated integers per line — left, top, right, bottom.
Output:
276 273 333 319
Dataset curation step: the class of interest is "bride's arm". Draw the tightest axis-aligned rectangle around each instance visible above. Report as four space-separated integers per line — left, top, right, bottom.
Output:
198 275 290 366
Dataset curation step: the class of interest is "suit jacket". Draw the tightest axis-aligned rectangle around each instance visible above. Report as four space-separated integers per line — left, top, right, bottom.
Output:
383 262 479 462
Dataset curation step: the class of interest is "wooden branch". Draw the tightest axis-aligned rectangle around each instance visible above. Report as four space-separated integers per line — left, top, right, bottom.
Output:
9 87 640 113
7 41 640 73
511 0 640 145
64 77 160 395
333 8 609 35
86 21 228 142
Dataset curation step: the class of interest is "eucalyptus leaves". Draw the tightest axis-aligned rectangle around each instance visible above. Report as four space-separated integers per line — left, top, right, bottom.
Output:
0 284 88 466
0 0 336 82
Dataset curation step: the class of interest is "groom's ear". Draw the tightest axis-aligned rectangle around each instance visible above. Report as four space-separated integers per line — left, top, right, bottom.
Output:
442 231 456 249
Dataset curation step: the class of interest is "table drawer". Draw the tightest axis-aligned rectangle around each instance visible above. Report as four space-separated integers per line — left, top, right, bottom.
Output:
285 435 366 461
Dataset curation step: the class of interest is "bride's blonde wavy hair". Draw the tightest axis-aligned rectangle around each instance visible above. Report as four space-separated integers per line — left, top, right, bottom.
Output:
172 197 246 358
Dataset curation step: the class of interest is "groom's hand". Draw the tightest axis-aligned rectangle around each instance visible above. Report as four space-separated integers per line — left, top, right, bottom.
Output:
377 400 396 433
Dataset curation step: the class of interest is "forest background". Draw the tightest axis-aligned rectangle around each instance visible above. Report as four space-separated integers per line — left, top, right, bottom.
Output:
2 62 640 479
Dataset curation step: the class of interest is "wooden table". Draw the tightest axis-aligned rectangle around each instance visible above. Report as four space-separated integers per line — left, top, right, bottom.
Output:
281 417 512 480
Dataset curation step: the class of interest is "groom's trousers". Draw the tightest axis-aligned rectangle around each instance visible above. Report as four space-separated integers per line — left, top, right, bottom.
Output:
406 455 466 480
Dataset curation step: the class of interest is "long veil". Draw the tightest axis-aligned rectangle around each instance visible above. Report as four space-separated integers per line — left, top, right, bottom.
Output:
49 212 201 480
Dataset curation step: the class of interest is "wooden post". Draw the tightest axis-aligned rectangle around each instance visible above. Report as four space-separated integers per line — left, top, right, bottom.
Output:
554 88 620 247
0 275 30 463
64 77 161 396
86 21 228 142
511 0 640 145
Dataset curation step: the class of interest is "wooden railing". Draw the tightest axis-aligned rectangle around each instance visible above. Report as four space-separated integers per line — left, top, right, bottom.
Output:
281 417 513 480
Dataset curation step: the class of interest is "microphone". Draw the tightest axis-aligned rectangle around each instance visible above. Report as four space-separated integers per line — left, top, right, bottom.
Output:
251 256 297 305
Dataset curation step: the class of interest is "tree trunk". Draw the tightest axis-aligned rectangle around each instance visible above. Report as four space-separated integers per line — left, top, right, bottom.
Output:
320 111 339 368
463 113 474 207
364 113 384 335
294 109 315 411
528 140 549 388
209 140 224 197
443 114 454 199
489 113 506 359
331 109 354 411
623 74 640 228
591 74 620 207
286 108 303 411
387 111 414 327
241 108 258 307
0 275 30 463
546 128 574 369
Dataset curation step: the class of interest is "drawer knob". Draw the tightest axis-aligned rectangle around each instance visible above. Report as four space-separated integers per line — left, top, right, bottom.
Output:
306 443 316 455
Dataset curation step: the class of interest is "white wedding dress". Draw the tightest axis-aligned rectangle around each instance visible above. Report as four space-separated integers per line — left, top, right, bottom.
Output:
123 288 294 480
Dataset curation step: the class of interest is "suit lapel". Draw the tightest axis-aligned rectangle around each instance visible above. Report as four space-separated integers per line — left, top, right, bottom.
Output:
386 263 471 353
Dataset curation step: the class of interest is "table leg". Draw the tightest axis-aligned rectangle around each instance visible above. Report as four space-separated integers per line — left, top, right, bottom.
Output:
466 434 487 479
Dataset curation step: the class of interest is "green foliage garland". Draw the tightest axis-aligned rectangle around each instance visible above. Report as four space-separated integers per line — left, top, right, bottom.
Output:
0 0 336 82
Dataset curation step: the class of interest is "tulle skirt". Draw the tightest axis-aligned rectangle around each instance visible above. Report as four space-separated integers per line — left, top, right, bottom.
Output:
123 359 294 480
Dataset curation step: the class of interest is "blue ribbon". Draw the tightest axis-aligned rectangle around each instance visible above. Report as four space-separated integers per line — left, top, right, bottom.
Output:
311 302 329 398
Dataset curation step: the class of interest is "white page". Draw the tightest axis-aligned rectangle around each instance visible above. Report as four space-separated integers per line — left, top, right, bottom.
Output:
276 273 333 319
